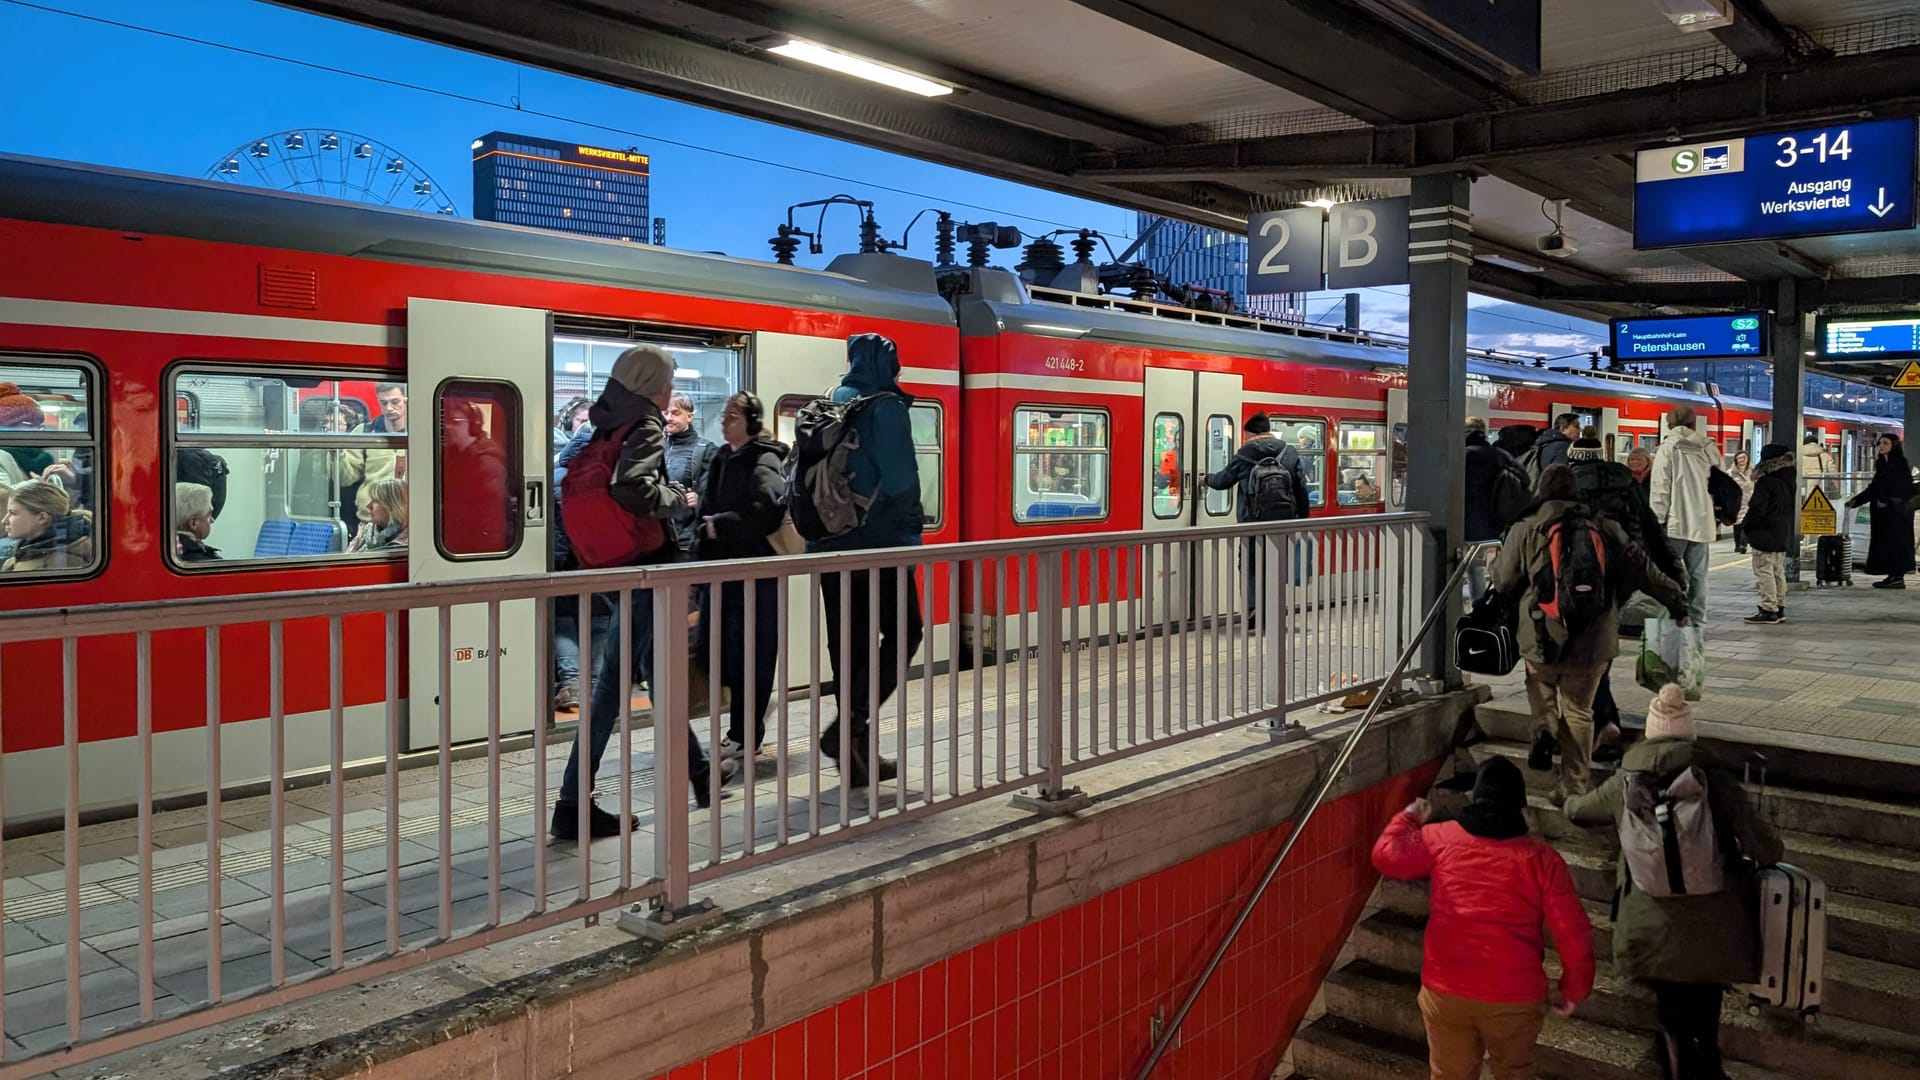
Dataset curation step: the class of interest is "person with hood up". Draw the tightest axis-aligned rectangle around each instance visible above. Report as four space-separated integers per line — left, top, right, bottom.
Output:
2 479 93 573
1493 465 1689 803
1372 756 1595 1080
694 392 790 764
1741 445 1796 622
1565 686 1782 1080
1205 411 1311 617
551 345 731 843
1649 407 1717 624
1847 432 1915 589
810 334 925 788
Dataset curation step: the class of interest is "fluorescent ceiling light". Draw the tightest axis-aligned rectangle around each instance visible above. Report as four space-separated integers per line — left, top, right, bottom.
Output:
1302 198 1338 209
1652 0 1734 31
674 368 703 380
769 39 952 97
1479 254 1546 273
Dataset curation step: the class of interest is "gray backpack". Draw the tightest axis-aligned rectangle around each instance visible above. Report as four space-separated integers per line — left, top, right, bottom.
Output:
1620 766 1726 897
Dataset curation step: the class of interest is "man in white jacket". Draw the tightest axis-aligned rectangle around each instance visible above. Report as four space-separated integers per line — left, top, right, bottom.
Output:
1649 406 1716 623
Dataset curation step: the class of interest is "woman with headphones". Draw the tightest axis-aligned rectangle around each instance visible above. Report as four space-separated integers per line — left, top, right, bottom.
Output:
693 391 792 766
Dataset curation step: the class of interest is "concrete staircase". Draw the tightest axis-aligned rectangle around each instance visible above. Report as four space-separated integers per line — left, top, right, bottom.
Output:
1290 719 1920 1080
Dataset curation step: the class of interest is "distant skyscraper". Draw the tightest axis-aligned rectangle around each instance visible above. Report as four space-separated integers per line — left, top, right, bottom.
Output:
471 131 651 241
1132 212 1301 320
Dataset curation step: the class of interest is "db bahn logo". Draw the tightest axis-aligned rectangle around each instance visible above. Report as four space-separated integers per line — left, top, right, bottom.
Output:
451 647 506 663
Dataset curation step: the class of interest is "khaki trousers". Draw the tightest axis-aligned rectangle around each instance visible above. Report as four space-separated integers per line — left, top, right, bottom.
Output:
1752 550 1786 613
1523 658 1608 797
1418 986 1547 1080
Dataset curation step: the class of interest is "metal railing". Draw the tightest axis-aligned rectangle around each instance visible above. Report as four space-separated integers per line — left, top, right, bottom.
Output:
0 513 1427 1075
1135 539 1494 1079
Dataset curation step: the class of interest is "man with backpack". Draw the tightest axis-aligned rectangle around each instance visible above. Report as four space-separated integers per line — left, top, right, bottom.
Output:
790 334 924 788
1206 412 1311 618
1491 465 1689 803
1565 685 1782 1080
1519 413 1579 481
1464 417 1529 599
551 345 729 842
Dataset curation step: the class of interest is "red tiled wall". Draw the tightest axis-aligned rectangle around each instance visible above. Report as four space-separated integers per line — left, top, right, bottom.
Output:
658 762 1438 1080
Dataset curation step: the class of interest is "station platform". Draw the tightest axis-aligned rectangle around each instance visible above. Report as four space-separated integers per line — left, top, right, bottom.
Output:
1475 536 1920 767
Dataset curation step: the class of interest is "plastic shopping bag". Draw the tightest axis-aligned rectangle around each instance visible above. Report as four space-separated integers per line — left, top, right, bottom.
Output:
1636 618 1705 701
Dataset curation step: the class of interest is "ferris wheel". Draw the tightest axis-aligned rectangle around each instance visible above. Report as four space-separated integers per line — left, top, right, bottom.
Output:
206 129 457 215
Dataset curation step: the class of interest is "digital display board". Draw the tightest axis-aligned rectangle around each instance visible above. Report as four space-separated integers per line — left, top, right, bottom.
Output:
1612 313 1768 361
1634 118 1918 248
1819 313 1920 361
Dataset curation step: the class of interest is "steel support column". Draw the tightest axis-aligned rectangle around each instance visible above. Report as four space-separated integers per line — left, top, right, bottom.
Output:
1406 173 1472 680
1770 279 1806 582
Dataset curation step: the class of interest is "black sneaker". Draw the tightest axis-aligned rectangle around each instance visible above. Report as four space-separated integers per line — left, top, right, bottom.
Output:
1527 728 1558 772
1875 576 1906 589
691 758 741 810
1591 723 1625 764
1744 607 1774 624
551 800 635 842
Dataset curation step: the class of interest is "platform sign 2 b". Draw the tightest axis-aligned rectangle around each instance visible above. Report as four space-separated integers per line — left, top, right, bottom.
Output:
1248 198 1411 293
1800 486 1838 537
1246 207 1326 294
1635 118 1919 248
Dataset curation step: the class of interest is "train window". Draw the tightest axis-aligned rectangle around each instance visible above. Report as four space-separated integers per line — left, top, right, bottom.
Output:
1204 415 1235 516
436 381 523 560
167 368 406 569
773 396 943 533
1390 423 1409 508
1336 421 1386 507
552 336 740 447
1275 418 1327 509
1013 406 1110 524
0 357 100 580
1151 413 1185 520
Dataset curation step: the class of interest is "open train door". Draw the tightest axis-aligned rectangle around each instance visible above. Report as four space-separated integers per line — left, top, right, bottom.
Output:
1141 367 1242 626
406 298 551 750
1548 400 1620 450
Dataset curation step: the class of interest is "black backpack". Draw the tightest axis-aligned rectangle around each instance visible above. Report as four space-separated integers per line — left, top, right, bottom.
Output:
1246 450 1298 521
175 447 230 519
1532 503 1613 649
1455 588 1519 676
1492 463 1531 532
784 393 880 542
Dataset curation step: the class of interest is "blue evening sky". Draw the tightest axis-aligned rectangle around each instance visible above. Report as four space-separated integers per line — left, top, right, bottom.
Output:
0 0 1605 354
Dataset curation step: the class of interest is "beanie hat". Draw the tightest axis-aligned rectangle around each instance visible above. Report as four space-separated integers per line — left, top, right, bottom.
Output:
608 346 676 399
1469 755 1526 811
1760 443 1792 462
0 383 44 430
1568 433 1603 462
1646 683 1697 740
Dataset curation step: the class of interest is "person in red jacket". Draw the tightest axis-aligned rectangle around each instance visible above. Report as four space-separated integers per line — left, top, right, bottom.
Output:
1372 756 1595 1080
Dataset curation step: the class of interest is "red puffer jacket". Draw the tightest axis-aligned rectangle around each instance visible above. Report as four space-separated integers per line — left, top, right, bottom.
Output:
1372 811 1595 1004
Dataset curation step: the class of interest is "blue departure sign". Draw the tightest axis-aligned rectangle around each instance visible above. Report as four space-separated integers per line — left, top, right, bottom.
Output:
1612 313 1768 361
1819 313 1920 360
1634 118 1918 248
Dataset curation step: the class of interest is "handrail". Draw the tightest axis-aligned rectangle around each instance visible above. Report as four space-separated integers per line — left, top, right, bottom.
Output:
1134 539 1499 1079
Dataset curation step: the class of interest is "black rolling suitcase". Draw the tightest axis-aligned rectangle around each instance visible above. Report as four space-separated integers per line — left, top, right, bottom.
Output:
1815 535 1851 586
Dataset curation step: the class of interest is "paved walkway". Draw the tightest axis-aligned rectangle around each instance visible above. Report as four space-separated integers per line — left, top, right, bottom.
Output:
1477 536 1920 764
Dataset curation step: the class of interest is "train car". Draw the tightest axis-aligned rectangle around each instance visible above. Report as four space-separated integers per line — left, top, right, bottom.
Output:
0 153 1902 824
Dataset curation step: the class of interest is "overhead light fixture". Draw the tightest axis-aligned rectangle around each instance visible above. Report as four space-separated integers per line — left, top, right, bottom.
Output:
674 367 703 380
1302 197 1338 210
1651 0 1735 32
1478 254 1547 273
768 39 952 97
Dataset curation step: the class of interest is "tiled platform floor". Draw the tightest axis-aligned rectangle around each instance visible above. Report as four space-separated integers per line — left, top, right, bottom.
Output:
1476 536 1920 764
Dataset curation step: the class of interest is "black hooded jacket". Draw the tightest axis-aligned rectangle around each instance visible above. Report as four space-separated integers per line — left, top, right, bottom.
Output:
1742 447 1796 554
697 436 790 561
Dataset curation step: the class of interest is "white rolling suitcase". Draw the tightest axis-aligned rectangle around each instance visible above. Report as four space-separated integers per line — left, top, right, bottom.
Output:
1741 862 1826 1016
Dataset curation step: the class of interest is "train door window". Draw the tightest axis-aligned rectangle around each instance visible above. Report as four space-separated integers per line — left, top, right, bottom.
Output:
772 396 943 533
1150 412 1185 520
436 381 523 560
1013 406 1110 524
1275 418 1326 509
1204 415 1235 516
1640 434 1660 453
1605 434 1617 461
1336 421 1386 507
0 356 100 580
1389 422 1409 507
167 367 407 569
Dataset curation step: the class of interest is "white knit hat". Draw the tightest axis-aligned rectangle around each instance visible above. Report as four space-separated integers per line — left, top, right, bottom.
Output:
1646 683 1696 741
608 345 676 398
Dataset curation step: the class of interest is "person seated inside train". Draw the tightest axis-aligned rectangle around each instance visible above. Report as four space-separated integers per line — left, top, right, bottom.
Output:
1353 474 1381 503
347 477 409 552
0 482 13 562
174 481 221 563
339 381 408 530
1 478 94 573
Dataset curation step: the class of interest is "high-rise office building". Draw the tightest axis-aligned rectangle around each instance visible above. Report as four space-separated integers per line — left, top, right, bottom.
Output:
1132 212 1302 320
471 132 651 241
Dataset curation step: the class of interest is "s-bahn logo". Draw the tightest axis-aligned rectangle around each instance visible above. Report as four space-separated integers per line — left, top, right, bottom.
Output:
1672 144 1732 175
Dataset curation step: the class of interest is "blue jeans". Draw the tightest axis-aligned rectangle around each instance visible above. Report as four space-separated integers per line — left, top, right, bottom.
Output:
1667 538 1709 624
552 593 613 687
554 588 713 806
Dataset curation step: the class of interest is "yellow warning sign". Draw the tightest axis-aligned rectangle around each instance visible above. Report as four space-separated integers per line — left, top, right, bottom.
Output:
1800 486 1838 536
1894 360 1920 390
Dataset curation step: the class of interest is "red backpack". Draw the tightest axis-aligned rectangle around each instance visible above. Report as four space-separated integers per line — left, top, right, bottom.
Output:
560 422 667 569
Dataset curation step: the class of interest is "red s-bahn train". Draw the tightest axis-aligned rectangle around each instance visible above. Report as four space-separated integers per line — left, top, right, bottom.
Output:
0 155 1897 825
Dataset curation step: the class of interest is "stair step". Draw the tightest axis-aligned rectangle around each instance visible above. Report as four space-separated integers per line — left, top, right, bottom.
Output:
1304 964 1794 1080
